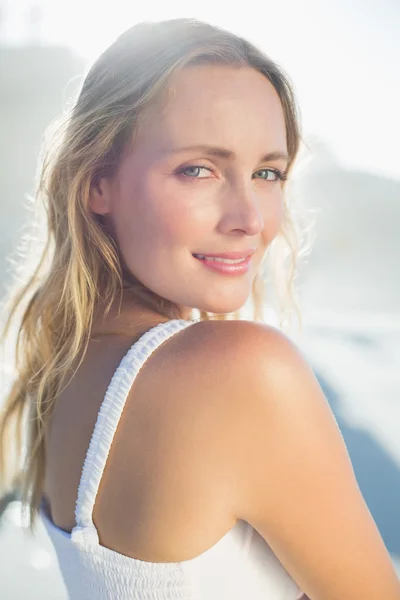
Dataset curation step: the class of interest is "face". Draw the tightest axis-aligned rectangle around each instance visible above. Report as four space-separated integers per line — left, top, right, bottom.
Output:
90 64 288 319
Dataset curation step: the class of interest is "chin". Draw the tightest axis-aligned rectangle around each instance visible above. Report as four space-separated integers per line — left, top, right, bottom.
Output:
169 285 252 318
196 298 248 316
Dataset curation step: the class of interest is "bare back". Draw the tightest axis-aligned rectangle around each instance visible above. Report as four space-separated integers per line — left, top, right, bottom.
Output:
44 319 238 563
44 317 400 599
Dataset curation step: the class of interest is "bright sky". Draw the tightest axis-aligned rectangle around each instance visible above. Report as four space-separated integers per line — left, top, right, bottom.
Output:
3 0 400 181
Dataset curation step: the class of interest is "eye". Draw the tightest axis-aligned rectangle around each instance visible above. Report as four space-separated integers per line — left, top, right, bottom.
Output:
253 168 287 182
177 165 213 178
176 164 288 182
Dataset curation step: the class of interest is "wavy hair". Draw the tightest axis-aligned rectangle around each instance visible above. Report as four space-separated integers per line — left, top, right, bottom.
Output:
0 17 310 528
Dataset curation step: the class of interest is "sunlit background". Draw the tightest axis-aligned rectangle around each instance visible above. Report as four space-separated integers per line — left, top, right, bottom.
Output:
0 0 399 597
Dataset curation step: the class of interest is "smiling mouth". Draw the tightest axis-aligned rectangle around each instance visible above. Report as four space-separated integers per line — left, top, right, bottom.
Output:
191 253 253 276
193 254 248 264
192 249 256 261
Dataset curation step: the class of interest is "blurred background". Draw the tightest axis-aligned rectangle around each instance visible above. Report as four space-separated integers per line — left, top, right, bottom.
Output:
0 0 399 597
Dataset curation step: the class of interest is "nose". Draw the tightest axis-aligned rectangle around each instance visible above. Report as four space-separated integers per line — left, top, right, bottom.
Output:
219 179 264 236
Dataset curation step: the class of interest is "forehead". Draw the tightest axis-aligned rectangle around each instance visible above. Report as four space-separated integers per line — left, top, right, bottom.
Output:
166 64 282 113
135 64 287 155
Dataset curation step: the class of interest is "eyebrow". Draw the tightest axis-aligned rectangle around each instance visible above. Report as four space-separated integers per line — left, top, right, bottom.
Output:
167 145 289 164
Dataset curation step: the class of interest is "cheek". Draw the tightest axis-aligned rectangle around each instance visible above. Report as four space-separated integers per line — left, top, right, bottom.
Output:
113 174 209 257
142 175 217 243
262 189 285 240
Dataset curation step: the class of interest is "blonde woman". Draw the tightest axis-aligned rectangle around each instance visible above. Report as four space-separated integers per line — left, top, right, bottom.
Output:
1 17 399 600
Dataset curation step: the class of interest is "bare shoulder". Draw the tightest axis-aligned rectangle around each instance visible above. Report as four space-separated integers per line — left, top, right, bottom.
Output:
175 317 308 433
96 319 400 593
179 318 302 391
181 317 293 364
187 321 400 600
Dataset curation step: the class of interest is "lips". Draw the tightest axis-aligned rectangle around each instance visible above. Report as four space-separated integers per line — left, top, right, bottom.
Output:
192 252 252 274
192 249 256 260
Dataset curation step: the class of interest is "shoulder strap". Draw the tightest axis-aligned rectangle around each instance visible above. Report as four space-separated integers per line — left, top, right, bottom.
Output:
71 318 196 545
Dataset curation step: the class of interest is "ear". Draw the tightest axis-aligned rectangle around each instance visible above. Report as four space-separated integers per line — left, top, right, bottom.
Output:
89 177 112 215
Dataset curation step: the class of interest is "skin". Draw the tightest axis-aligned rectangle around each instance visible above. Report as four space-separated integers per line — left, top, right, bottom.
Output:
89 64 289 320
44 64 400 599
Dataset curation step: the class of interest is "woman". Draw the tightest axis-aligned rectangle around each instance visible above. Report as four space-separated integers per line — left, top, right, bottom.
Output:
1 17 399 600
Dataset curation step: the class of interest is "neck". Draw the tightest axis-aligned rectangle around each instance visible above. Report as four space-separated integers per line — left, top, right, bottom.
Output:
91 295 171 338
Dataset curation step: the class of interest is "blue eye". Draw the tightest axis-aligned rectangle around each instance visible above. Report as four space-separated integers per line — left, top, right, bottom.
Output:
176 165 288 182
177 165 213 178
253 169 287 182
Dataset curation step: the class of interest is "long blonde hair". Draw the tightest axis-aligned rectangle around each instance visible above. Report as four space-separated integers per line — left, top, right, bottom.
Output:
0 17 308 528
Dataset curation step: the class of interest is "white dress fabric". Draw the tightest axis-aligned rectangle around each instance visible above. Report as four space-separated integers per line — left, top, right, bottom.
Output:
41 318 304 599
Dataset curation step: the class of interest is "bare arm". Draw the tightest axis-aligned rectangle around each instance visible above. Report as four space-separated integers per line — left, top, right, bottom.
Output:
221 322 400 600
